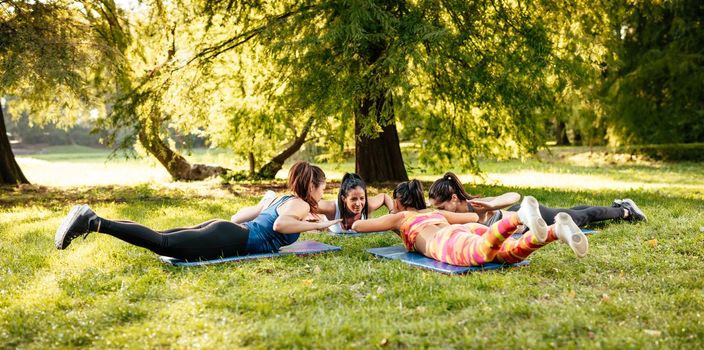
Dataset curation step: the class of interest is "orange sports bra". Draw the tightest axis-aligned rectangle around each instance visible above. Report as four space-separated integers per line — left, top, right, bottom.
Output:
399 211 448 251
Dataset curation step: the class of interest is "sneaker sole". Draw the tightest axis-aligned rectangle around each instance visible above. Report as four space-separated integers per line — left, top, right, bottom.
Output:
54 204 87 250
518 196 548 242
556 213 588 258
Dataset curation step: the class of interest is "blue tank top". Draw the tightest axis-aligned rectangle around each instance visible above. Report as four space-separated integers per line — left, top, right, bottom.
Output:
245 195 300 253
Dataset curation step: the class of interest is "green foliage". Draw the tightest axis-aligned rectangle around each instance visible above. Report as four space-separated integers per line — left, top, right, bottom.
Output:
0 1 124 125
602 0 704 144
7 0 702 178
190 0 612 172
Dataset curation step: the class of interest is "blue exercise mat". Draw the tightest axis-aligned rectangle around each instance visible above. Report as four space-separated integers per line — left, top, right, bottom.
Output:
510 227 597 240
159 241 341 267
367 245 529 275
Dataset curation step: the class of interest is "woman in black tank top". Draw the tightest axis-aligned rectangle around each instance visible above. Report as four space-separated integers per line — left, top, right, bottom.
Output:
428 172 646 228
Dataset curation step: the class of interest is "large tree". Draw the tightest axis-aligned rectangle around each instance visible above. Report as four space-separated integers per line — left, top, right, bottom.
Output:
187 0 588 181
0 102 27 184
87 0 233 181
95 0 317 180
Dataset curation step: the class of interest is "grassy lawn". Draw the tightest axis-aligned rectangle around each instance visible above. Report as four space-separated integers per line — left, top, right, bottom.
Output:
2 147 704 348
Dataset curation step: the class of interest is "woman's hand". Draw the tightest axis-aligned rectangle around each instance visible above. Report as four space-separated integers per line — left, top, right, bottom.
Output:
314 218 342 230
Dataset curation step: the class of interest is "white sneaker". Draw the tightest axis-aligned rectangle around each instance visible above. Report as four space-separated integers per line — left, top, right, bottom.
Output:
517 196 548 242
554 213 589 258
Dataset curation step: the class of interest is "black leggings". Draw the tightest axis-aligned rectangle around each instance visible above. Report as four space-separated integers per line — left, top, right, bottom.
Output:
506 204 624 227
95 218 250 260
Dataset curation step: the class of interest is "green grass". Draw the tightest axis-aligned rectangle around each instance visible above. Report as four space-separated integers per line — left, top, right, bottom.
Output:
2 148 704 348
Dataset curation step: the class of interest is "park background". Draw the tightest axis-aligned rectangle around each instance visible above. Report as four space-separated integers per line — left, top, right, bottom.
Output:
2 0 704 348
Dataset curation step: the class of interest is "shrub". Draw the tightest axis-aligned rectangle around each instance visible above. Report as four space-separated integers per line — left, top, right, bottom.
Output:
618 143 704 161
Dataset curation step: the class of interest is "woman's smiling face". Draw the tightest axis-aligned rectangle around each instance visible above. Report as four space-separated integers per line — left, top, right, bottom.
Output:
342 186 366 214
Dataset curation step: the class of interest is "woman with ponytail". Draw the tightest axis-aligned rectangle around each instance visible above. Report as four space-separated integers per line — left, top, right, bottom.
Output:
428 172 646 228
352 180 589 267
54 161 342 260
315 173 394 233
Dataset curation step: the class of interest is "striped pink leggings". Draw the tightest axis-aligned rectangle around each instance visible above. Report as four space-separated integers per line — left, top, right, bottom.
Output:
423 214 559 266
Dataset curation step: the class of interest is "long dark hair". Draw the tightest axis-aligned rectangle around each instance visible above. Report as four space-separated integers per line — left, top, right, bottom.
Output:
288 161 326 211
428 172 477 203
393 179 426 210
338 173 369 228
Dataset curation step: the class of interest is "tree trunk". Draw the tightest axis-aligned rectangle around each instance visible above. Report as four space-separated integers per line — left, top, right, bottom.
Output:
354 94 408 184
248 152 256 177
554 120 570 145
258 116 314 179
138 119 228 181
0 101 30 185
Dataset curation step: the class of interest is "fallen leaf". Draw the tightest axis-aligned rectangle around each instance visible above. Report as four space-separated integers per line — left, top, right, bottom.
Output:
379 338 389 346
588 331 596 339
568 290 577 299
647 239 658 248
601 294 610 302
302 279 313 286
313 266 321 274
376 286 386 294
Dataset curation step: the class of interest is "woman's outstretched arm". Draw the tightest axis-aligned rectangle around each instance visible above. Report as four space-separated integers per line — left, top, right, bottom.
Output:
231 192 278 223
469 192 520 212
273 198 342 233
367 193 395 213
351 212 404 232
316 199 337 220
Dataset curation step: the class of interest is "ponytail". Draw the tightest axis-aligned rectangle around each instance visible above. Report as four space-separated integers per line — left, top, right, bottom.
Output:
288 161 326 211
393 179 427 210
428 172 474 202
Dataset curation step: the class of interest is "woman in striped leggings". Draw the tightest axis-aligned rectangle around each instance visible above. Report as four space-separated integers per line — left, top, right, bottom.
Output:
352 180 588 266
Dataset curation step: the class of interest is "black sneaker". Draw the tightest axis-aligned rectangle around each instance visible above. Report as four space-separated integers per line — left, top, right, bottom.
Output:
55 205 98 249
620 199 646 222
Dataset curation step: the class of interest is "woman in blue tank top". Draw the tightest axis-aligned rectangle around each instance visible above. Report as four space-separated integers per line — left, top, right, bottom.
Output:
54 161 342 260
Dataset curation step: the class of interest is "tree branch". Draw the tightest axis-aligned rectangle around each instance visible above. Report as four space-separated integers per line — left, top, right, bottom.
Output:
187 4 319 65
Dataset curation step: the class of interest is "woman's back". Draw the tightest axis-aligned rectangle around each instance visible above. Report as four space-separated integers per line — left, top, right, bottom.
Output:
399 210 450 252
246 196 300 252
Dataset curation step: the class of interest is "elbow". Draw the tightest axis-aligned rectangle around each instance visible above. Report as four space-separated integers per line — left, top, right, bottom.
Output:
272 218 284 233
